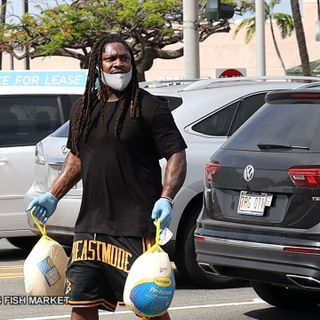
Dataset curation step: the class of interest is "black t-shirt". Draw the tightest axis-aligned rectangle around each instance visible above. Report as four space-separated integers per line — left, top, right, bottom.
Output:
67 89 187 237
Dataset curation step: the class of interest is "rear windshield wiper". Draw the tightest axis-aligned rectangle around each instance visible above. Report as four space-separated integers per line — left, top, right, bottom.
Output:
257 143 309 150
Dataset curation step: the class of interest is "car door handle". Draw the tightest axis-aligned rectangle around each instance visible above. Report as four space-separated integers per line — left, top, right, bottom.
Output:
0 157 8 165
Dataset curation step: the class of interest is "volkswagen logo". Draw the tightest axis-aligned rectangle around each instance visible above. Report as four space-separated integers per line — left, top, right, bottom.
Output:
243 165 254 182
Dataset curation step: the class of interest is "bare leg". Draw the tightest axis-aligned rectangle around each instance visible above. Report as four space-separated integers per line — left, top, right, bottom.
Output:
137 312 171 320
71 307 99 320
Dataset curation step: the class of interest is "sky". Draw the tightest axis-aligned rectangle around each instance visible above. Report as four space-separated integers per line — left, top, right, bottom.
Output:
234 0 293 19
6 0 293 22
6 0 72 18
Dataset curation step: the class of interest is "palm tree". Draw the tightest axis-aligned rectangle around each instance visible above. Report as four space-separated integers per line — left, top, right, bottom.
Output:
234 0 294 74
290 0 310 76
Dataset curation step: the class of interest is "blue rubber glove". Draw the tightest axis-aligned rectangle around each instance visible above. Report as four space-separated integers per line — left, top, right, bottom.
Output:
151 197 173 230
26 192 58 224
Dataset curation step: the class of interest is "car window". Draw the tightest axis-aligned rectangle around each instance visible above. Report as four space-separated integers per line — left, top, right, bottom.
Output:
70 95 81 104
61 95 81 121
225 103 320 152
0 95 62 147
156 95 183 111
191 93 268 137
228 93 267 135
191 102 238 136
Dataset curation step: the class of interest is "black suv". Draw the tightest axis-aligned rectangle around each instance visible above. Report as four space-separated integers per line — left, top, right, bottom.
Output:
195 89 320 308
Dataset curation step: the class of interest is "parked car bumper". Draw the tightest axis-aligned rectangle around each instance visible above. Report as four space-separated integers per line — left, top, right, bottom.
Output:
195 227 320 291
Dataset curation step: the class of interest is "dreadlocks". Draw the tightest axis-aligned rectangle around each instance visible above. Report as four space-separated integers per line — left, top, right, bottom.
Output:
71 34 140 155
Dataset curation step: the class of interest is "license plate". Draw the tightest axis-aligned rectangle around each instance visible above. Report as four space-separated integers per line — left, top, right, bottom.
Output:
237 191 268 216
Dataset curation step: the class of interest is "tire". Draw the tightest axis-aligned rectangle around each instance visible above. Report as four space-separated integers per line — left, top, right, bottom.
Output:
251 281 320 308
6 236 38 251
174 201 240 289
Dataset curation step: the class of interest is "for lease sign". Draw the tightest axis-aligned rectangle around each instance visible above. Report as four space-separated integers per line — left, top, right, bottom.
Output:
0 70 88 87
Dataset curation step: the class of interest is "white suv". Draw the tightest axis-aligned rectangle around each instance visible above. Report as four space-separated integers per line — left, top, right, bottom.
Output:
0 70 86 250
26 76 320 287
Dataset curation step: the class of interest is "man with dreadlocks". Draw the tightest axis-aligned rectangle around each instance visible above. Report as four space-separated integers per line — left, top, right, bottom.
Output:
26 33 187 320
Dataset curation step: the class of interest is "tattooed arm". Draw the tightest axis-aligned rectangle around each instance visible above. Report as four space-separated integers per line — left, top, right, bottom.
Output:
49 152 82 199
161 150 187 200
150 150 186 228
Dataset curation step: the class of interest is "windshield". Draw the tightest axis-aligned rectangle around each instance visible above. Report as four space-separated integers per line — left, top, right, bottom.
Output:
224 103 320 152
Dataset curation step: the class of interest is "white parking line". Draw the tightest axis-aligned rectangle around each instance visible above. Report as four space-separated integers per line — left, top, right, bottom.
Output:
9 298 266 320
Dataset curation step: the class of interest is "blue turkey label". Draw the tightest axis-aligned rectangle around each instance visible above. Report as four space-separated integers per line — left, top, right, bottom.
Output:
37 256 61 286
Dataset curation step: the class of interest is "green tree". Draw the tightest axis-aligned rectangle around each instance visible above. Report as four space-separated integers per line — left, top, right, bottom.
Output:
0 0 8 69
233 0 294 74
290 0 310 76
0 0 251 80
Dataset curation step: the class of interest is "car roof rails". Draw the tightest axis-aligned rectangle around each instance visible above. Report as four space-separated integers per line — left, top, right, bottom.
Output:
139 78 207 89
182 76 320 91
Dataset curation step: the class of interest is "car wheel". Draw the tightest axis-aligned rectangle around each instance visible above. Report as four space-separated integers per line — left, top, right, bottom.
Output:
251 281 320 308
6 236 38 251
174 201 240 288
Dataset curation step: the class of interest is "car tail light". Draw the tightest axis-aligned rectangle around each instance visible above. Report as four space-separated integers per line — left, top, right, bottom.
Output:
288 168 320 188
204 162 221 188
289 93 320 99
35 141 46 165
194 235 205 241
284 247 320 255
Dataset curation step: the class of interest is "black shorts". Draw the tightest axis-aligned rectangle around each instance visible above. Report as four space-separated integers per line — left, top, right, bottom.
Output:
65 233 154 312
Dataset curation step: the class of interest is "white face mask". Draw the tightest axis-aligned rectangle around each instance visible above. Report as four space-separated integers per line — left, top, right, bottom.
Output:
100 68 132 92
